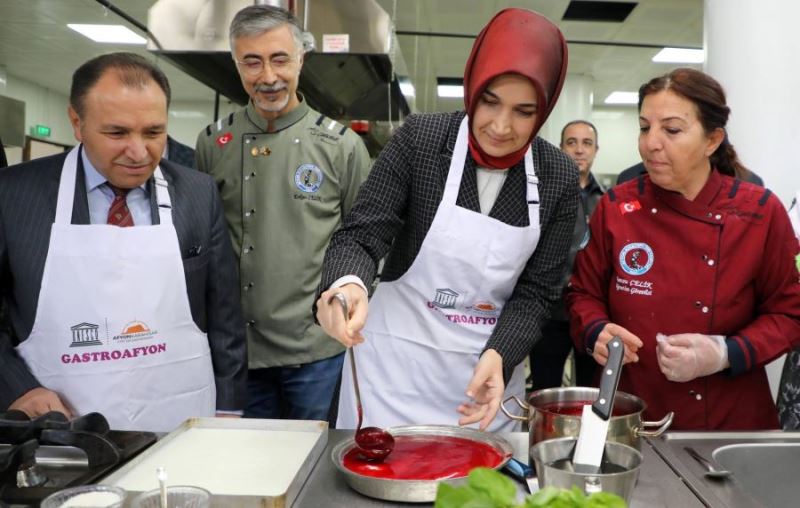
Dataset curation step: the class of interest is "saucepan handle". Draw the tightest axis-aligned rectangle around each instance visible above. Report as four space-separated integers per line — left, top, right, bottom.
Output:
634 411 674 437
500 395 529 422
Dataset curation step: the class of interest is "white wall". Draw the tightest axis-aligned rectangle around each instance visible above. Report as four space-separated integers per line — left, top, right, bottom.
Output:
589 106 641 185
1 72 241 157
5 73 74 147
168 99 240 148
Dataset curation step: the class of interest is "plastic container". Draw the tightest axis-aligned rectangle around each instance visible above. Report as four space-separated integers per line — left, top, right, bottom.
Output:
129 485 211 508
40 485 126 508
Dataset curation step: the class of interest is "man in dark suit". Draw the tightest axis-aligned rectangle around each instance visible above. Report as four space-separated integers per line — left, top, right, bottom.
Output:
0 53 246 431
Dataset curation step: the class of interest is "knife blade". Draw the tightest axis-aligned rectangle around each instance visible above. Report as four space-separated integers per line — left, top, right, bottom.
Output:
572 336 624 474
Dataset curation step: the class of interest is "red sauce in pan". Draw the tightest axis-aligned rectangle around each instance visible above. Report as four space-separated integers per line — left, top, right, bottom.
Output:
343 435 505 480
539 400 630 417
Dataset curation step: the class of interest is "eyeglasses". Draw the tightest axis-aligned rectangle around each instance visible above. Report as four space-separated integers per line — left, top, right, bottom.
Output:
235 55 297 77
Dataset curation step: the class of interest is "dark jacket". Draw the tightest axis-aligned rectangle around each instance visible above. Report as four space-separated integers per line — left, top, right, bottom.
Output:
550 172 605 321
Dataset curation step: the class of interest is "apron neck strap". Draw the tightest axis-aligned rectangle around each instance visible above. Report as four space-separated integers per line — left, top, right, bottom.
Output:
55 145 173 225
153 167 172 225
55 146 81 225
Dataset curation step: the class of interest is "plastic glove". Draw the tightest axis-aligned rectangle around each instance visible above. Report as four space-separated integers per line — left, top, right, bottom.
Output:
656 333 728 382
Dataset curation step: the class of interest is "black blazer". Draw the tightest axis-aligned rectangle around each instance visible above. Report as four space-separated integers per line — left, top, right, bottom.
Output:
0 152 247 411
319 111 578 378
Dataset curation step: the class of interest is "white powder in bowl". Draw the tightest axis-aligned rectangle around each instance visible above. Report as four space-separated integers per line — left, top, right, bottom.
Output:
59 491 122 507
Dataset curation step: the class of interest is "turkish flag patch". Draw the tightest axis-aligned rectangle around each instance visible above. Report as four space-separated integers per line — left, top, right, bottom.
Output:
216 132 233 147
618 200 642 215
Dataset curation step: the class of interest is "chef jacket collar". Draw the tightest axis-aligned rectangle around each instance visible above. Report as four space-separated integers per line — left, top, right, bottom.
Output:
652 168 725 223
245 93 309 133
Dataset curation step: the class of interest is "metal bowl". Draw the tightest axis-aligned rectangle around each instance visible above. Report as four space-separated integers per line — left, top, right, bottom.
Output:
331 424 513 502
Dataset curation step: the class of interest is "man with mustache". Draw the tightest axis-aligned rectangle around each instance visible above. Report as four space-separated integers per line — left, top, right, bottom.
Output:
195 5 370 421
0 53 247 431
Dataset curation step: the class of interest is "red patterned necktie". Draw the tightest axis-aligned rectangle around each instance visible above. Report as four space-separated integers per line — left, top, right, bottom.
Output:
107 184 134 227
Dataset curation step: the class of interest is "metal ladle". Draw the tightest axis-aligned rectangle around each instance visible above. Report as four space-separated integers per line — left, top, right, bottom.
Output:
684 446 732 480
329 292 394 461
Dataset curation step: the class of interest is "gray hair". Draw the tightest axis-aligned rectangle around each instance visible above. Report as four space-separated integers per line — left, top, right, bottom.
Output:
229 5 304 54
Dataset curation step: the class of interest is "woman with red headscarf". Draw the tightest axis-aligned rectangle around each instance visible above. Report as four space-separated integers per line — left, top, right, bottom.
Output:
316 9 576 431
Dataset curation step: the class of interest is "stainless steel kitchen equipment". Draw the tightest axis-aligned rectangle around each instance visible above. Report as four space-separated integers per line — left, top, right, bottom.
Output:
331 424 513 503
101 417 327 508
146 0 410 122
502 386 672 451
649 431 800 508
0 411 155 506
531 437 642 503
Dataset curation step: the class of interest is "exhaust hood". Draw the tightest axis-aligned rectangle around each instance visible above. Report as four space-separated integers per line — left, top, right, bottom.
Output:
147 0 410 122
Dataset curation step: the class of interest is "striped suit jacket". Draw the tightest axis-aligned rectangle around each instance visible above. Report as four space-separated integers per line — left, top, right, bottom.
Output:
319 111 579 378
0 152 247 411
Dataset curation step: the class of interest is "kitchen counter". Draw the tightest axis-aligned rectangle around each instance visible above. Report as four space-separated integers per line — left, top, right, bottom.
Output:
293 430 703 507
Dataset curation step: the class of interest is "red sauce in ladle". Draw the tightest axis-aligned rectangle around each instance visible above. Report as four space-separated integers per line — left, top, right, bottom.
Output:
353 404 394 461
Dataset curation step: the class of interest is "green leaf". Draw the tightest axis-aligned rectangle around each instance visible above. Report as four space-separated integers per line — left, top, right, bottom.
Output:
435 483 480 508
467 467 517 505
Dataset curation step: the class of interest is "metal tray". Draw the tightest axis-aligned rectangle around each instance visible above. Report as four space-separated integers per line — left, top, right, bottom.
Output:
332 424 513 503
649 431 800 508
100 417 327 508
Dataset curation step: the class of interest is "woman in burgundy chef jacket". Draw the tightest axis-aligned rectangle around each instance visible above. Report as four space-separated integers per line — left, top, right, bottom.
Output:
567 68 800 430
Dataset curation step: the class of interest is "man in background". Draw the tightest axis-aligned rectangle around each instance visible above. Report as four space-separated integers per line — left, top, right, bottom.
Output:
196 5 370 420
529 120 602 389
0 52 246 431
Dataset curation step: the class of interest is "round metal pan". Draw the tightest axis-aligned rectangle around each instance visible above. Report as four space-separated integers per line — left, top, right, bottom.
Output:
331 424 513 503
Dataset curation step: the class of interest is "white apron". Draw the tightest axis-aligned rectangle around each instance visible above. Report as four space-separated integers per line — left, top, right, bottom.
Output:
17 146 215 432
337 117 541 431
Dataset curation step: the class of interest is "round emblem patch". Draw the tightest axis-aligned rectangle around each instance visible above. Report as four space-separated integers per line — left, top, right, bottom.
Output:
294 163 324 193
619 242 654 276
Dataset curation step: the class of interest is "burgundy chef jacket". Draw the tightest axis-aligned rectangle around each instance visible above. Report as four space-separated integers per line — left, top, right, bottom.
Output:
567 170 800 430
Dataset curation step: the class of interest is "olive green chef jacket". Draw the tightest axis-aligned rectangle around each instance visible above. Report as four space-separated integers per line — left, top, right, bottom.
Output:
196 98 371 368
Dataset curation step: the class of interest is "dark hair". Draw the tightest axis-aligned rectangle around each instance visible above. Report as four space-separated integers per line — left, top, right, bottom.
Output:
560 120 598 147
70 52 171 117
638 67 749 179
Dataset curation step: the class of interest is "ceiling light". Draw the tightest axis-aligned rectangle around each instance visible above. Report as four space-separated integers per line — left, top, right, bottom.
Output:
604 91 639 105
169 111 206 119
399 80 415 97
437 85 463 98
652 47 704 63
436 78 464 99
67 24 146 44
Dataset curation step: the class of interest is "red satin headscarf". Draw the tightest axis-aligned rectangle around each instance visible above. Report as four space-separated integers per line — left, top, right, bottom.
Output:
464 9 568 169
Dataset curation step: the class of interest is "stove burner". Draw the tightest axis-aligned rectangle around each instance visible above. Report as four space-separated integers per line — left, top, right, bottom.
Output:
0 411 156 506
